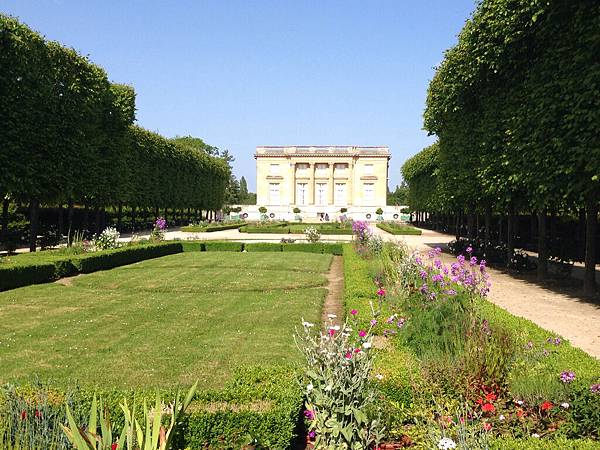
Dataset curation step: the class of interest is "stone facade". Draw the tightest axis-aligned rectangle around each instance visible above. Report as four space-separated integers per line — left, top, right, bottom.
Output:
253 146 391 220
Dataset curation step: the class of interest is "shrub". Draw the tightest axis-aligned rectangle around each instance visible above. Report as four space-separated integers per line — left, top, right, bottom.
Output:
202 241 244 252
180 223 245 232
376 222 422 235
281 243 322 254
376 208 384 215
93 226 121 250
293 207 301 214
71 243 181 273
258 207 267 214
0 262 58 291
304 226 321 243
296 316 384 448
245 243 282 252
320 243 344 256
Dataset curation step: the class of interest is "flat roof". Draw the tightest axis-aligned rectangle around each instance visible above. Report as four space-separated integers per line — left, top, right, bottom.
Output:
255 146 390 157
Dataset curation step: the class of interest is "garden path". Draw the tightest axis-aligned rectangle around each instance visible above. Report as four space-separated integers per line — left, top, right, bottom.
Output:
374 226 600 359
321 256 344 329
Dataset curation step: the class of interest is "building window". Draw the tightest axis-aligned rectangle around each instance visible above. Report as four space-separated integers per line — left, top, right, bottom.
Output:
296 183 308 205
364 164 374 175
316 183 327 205
335 163 347 175
335 183 346 205
270 164 280 175
363 183 374 204
269 183 280 205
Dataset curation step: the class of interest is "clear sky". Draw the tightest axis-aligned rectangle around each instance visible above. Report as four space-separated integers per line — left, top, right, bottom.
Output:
3 0 475 191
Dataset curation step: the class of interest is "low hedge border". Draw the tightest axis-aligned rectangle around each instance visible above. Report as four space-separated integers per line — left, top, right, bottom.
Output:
3 366 302 449
376 223 422 235
0 242 183 291
240 225 353 235
180 222 246 233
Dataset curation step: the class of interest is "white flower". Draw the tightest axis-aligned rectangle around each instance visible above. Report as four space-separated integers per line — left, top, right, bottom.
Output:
327 314 337 319
515 400 524 405
561 402 570 409
362 342 372 349
499 414 505 421
329 325 340 331
324 384 332 391
437 437 457 450
375 374 384 381
531 433 540 438
307 383 313 392
302 321 314 328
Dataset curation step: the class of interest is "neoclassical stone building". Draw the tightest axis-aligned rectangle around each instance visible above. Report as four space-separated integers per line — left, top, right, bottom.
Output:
253 146 391 220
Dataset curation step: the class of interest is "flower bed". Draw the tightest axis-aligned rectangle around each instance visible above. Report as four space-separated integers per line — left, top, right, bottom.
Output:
337 242 600 448
376 222 422 235
180 222 246 232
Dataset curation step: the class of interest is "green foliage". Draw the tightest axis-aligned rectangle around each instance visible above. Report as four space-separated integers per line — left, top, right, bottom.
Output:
245 243 283 252
180 222 245 232
0 242 182 290
376 223 422 235
201 241 244 252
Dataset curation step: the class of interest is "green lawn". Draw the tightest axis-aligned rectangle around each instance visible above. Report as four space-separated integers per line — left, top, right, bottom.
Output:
376 222 422 235
0 251 331 389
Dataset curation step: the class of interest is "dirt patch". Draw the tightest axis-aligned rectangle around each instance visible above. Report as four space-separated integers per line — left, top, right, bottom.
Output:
321 256 344 328
55 275 82 286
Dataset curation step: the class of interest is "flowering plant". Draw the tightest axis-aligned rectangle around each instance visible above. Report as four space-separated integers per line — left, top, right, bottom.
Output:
296 309 384 448
352 220 371 245
94 227 120 251
150 217 166 241
304 226 321 243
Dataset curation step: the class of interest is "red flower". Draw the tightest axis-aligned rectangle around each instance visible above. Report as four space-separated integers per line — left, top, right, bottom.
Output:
486 393 497 402
482 422 492 431
20 410 27 420
482 403 495 413
541 401 553 411
111 444 118 450
345 352 352 359
34 409 42 419
516 408 525 418
475 398 484 405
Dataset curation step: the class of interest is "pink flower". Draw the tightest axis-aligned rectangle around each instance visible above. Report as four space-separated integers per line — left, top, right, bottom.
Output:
304 409 314 420
370 319 377 326
345 352 352 359
354 347 361 353
359 330 367 337
350 309 358 315
328 329 335 336
482 422 492 431
377 288 386 297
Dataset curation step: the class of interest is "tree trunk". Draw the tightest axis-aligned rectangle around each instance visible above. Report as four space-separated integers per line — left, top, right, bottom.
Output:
578 208 586 261
455 212 460 239
67 198 74 245
484 206 492 244
57 203 64 238
507 206 515 268
537 209 548 280
583 198 598 296
530 213 536 248
131 205 137 231
94 205 101 235
29 199 39 252
498 215 503 244
467 211 475 239
82 202 89 232
117 202 123 230
1 197 9 242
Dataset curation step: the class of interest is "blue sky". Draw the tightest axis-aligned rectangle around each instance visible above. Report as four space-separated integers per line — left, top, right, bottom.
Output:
3 0 475 191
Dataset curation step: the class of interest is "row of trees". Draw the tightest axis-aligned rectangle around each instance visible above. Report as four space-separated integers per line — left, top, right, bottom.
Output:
0 15 229 251
403 0 599 294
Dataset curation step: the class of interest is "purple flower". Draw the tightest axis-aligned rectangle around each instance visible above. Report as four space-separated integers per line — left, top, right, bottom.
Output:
470 256 478 266
370 319 377 326
397 318 406 328
554 338 562 345
444 289 457 296
308 431 316 439
432 274 444 283
525 341 534 350
457 255 466 265
419 270 428 280
304 409 314 420
415 256 423 265
155 217 167 230
560 371 576 384
434 259 442 269
591 384 600 394
466 246 473 254
419 283 429 294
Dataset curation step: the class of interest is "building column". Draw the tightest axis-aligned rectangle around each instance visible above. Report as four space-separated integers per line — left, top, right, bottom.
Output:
328 163 335 205
290 162 296 205
347 160 354 206
308 162 315 206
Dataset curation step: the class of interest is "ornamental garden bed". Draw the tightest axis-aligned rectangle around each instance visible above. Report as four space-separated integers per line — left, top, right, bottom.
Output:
180 222 246 232
240 221 354 235
376 222 422 235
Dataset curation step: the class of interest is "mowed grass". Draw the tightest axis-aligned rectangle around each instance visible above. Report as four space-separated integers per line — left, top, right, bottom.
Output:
0 252 331 389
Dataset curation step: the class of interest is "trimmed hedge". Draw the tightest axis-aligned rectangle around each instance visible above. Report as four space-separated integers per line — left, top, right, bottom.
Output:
376 223 422 235
180 223 246 233
0 243 183 291
0 262 58 291
245 243 283 252
4 366 302 449
202 241 244 252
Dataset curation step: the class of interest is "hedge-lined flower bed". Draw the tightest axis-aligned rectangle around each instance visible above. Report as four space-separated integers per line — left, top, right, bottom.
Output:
340 242 600 449
180 222 246 232
376 222 422 235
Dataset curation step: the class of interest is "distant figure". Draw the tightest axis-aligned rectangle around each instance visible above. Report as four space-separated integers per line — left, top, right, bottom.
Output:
324 213 329 222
